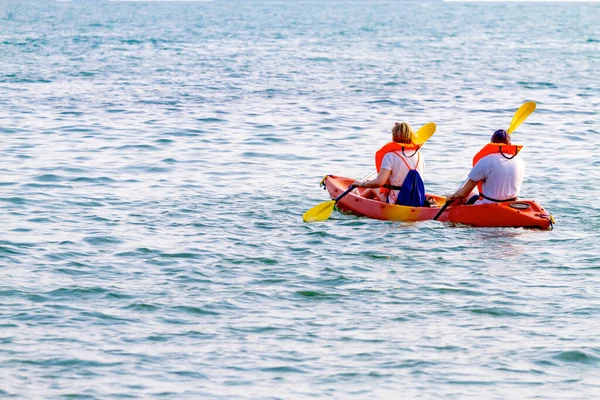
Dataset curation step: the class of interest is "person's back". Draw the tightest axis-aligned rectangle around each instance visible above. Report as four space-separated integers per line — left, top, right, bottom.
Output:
469 152 524 204
381 150 424 204
353 121 426 206
448 129 525 205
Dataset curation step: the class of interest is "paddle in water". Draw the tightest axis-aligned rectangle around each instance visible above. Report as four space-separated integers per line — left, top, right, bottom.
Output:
303 184 356 222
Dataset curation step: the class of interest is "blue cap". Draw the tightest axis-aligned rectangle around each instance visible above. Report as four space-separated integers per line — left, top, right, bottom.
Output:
491 129 510 144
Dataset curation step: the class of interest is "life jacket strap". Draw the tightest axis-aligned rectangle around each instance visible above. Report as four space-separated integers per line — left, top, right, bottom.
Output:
480 193 517 203
392 151 420 170
402 145 419 158
499 146 520 160
383 184 403 190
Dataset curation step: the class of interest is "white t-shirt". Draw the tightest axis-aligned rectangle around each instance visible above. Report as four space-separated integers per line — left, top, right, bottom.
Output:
468 153 525 204
380 150 424 204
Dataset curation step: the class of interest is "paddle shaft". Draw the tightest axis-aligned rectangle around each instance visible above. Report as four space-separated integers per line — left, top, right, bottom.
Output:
434 200 454 221
335 185 357 203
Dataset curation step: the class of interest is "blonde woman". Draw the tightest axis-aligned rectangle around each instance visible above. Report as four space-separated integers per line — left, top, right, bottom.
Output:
352 122 425 205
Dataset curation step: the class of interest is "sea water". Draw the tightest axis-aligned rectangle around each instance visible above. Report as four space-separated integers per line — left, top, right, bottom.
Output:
1 0 599 398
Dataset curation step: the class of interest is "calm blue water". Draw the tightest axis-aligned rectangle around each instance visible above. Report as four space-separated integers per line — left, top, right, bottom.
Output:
1 0 599 398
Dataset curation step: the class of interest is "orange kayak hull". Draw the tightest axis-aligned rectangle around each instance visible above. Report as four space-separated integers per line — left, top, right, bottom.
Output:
323 175 553 229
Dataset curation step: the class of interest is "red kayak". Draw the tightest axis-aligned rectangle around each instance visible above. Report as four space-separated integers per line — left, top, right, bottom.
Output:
322 175 554 229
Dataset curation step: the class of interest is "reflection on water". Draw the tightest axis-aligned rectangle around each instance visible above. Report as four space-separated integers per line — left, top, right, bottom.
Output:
468 229 527 259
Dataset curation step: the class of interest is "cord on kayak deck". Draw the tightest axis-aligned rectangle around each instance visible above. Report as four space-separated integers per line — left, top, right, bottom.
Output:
319 175 328 188
545 214 555 230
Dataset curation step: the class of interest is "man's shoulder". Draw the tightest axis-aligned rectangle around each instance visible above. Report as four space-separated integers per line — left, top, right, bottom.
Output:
474 153 498 165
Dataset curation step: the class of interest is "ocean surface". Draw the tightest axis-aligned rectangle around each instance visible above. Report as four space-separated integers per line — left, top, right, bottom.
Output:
1 0 599 398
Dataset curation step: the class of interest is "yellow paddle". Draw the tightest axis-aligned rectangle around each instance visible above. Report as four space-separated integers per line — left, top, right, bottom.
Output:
507 101 536 134
303 184 356 223
302 122 437 223
413 122 436 145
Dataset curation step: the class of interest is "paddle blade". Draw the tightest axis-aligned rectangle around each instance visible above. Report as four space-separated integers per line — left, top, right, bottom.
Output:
507 101 536 134
414 122 436 145
303 200 336 222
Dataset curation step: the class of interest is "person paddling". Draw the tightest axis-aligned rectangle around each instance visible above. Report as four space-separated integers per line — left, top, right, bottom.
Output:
352 122 426 206
447 129 525 205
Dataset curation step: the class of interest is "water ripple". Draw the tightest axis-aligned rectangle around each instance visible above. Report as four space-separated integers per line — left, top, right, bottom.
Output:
0 1 598 399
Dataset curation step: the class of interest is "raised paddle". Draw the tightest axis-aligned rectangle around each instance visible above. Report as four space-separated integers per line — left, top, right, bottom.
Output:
413 122 436 145
507 101 536 135
303 185 356 223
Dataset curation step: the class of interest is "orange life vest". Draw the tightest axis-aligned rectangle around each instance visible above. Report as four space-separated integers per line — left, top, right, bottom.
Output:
375 142 420 172
472 143 523 194
374 142 420 195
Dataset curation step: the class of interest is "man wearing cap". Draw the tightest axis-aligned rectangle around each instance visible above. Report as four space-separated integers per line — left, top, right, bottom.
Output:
447 129 525 205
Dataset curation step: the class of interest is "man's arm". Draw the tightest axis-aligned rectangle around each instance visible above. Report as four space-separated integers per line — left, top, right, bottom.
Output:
448 179 478 201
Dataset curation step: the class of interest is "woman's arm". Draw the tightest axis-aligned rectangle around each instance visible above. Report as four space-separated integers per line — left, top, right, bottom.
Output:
352 168 392 188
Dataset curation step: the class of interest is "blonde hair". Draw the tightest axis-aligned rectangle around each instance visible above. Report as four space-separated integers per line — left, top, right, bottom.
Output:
392 122 414 144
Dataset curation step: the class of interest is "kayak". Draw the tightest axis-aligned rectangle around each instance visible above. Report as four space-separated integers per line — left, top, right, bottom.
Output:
322 175 554 229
